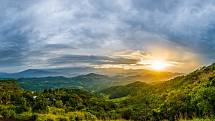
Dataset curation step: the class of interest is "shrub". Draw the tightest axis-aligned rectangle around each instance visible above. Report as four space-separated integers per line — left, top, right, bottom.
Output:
1 109 16 119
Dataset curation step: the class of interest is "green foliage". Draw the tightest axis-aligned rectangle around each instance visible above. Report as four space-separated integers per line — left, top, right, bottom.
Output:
1 109 16 119
101 81 153 99
179 118 212 121
2 63 215 120
68 112 97 121
15 112 34 120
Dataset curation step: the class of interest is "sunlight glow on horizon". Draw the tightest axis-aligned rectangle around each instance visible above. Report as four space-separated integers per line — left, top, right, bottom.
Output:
92 58 174 71
138 59 172 71
149 60 170 71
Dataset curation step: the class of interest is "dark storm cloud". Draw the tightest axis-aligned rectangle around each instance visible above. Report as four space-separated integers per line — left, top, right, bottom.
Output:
0 0 215 71
44 44 76 50
0 22 30 67
48 55 138 66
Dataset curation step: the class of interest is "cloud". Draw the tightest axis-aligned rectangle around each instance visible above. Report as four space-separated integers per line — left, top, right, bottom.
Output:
111 46 202 72
47 55 138 67
0 0 215 72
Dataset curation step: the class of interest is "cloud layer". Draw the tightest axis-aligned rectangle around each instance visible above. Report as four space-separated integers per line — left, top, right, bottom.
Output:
0 0 215 72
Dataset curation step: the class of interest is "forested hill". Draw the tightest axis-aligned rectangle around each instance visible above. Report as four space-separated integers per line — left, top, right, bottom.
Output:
101 63 215 120
101 81 153 99
0 80 118 121
157 63 215 91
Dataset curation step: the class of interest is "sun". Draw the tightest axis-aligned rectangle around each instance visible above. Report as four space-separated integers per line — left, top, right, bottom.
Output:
150 60 169 71
138 58 172 71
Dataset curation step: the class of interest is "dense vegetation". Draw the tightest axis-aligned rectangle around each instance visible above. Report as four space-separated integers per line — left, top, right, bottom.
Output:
0 80 120 121
1 63 215 120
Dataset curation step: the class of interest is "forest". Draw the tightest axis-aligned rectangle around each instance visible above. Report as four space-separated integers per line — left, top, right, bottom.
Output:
1 63 215 121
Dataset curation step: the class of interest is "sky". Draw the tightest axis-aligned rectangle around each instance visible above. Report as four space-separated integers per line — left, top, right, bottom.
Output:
1 0 215 72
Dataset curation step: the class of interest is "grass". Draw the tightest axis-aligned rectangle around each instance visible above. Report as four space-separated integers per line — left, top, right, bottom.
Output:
180 118 214 121
110 96 129 103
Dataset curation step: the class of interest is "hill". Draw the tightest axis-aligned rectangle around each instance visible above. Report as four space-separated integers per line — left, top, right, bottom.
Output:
0 80 117 121
100 63 215 120
17 73 115 91
101 81 153 98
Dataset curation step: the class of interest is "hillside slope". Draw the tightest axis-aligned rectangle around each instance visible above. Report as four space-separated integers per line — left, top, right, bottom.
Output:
101 63 215 120
101 81 153 98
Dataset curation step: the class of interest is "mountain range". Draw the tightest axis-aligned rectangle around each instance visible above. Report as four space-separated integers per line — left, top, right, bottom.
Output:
0 68 181 91
0 67 95 78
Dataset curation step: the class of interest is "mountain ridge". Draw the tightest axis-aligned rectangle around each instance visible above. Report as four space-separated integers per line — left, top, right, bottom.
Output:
0 67 182 79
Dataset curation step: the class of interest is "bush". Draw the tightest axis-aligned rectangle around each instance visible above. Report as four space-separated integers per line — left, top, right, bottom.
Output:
1 109 16 119
69 112 97 121
56 116 69 121
15 112 33 120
